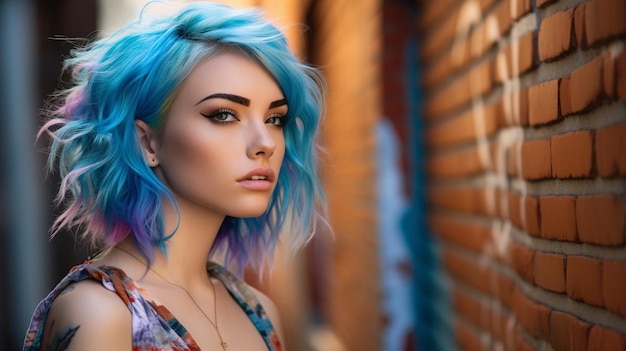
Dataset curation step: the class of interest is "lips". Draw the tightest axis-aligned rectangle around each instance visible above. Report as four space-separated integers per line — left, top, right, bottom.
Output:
237 167 275 183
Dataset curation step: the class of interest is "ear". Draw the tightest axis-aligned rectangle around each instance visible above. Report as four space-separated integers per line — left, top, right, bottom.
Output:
135 120 160 168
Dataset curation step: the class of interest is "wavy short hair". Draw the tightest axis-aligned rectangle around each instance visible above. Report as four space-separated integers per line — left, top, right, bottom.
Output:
42 1 327 273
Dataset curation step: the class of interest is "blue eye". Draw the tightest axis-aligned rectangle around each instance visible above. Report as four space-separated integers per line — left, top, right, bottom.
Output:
201 108 238 123
266 114 286 127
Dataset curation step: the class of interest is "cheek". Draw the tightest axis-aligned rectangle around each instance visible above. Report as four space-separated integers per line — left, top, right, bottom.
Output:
163 128 200 162
274 133 286 163
159 125 222 173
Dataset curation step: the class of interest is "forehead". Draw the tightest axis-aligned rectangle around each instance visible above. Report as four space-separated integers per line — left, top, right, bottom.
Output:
176 51 284 104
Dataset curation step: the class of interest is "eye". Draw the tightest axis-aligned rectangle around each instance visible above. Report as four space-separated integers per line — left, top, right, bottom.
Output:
266 114 286 127
201 108 238 123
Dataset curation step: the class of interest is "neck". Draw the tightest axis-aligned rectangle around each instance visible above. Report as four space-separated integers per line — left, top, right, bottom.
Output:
119 194 226 288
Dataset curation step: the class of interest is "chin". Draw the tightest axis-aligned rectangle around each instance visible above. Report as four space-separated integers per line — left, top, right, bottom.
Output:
229 203 272 219
233 212 269 219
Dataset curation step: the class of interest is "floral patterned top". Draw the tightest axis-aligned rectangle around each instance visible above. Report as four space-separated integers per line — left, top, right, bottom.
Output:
23 261 282 351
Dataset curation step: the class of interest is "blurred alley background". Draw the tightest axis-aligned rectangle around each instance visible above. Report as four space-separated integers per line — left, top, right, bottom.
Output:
1 0 625 350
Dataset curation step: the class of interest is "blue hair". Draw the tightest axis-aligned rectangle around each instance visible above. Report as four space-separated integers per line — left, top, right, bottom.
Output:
42 1 327 273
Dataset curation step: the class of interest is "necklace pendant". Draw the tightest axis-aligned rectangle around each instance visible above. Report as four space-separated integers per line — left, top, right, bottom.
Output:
220 341 228 350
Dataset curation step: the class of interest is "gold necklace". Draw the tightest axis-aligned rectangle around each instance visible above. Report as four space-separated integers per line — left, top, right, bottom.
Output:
115 246 229 351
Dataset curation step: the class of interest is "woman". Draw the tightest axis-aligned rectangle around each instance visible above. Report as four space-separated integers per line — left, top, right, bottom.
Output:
23 2 326 350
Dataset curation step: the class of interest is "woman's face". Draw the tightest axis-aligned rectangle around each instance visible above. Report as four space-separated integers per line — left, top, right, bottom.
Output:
151 51 287 218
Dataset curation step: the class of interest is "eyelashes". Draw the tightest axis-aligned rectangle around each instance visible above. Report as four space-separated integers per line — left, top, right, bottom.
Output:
266 114 287 127
200 108 287 127
201 108 238 123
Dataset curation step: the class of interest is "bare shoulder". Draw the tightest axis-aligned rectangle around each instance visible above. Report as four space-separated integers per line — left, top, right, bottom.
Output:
41 280 131 350
248 285 279 320
248 285 284 340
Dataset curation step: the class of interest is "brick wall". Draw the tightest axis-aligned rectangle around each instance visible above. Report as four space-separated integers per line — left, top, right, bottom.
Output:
308 1 384 349
418 0 626 349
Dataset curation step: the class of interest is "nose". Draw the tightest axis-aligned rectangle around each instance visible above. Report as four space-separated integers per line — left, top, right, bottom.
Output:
246 120 276 159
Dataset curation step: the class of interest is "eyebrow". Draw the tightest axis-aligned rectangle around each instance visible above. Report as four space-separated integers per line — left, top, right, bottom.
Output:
196 93 249 106
269 99 288 109
196 93 288 109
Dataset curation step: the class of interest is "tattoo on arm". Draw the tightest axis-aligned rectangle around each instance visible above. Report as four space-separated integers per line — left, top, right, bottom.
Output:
45 325 80 351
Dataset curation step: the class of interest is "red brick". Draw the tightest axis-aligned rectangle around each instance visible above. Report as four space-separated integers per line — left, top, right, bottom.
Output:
491 307 507 344
498 273 515 310
551 131 594 179
540 196 577 241
507 143 518 176
455 321 483 351
495 51 508 86
420 0 457 30
560 76 572 116
529 80 559 125
490 141 501 174
421 9 457 60
425 73 472 118
430 214 493 253
457 39 472 70
551 311 573 351
570 56 604 113
618 52 626 103
550 311 590 351
519 88 529 126
493 96 507 129
469 269 491 296
596 122 626 177
574 4 587 48
537 0 556 8
480 301 494 333
576 195 626 245
517 31 537 75
570 317 592 351
502 89 530 126
479 0 498 12
584 0 626 47
514 328 535 351
470 24 486 60
512 241 534 283
495 0 512 36
424 58 451 89
539 10 574 61
427 145 485 178
472 60 493 97
453 288 482 326
587 325 626 351
428 186 489 215
497 188 508 219
566 255 603 307
509 191 522 229
603 259 626 318
442 249 490 294
521 139 552 180
477 188 492 215
426 110 471 147
604 52 616 98
426 105 498 147
534 252 566 293
514 289 551 339
524 196 541 236
512 0 532 21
